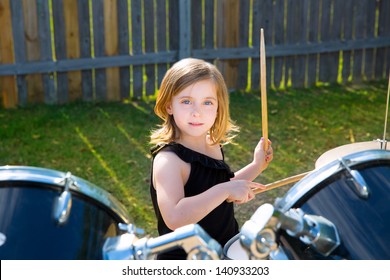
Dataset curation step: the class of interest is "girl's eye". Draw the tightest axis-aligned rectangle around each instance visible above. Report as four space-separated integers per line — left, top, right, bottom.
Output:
181 99 191 104
204 100 213 105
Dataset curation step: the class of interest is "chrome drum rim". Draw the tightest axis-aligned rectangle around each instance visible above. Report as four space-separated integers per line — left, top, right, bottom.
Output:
0 165 130 224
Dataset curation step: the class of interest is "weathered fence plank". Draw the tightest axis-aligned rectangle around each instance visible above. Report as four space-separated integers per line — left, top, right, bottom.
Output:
77 0 93 101
63 0 82 102
204 0 215 60
0 0 17 108
364 0 377 80
93 0 107 101
259 0 273 89
288 0 306 88
117 0 130 99
342 0 354 82
9 0 27 106
216 0 239 89
375 0 390 79
104 0 120 101
306 0 319 86
156 0 168 87
191 0 202 50
329 0 343 83
384 0 390 78
52 0 69 104
168 0 179 54
273 0 285 88
285 0 293 87
178 0 191 60
297 0 309 88
37 0 56 104
131 0 143 98
251 0 261 90
318 0 332 84
352 0 367 82
144 0 156 96
237 0 250 90
23 0 44 104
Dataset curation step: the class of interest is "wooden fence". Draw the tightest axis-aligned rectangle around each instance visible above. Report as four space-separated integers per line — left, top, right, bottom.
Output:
0 0 390 108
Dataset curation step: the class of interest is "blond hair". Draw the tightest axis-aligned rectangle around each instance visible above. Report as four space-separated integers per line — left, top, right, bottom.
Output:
150 58 239 146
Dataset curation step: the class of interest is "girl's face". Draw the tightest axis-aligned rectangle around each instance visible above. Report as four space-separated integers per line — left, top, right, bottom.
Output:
167 79 218 141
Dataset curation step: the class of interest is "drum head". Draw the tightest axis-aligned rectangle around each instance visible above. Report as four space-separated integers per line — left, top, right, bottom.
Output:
315 141 389 168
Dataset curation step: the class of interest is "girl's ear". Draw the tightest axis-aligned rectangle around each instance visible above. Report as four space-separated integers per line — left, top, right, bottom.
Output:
166 103 173 115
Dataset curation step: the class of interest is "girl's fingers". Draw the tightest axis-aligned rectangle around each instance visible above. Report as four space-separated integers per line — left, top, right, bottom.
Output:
251 182 266 190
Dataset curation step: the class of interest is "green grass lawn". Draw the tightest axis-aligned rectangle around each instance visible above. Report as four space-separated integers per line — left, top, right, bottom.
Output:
0 80 388 236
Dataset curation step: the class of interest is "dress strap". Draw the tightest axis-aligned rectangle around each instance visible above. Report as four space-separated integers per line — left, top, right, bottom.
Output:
151 142 234 175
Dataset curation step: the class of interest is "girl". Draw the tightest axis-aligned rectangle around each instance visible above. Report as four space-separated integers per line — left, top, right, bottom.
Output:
150 58 273 259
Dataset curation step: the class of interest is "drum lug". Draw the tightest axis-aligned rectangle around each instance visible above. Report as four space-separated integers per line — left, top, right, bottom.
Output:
53 172 74 225
339 158 370 199
377 138 388 150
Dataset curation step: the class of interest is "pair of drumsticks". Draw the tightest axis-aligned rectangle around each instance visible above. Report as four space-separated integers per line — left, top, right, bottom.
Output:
254 29 309 195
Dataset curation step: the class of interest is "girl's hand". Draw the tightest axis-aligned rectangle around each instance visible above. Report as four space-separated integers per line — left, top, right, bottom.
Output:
224 180 266 204
253 137 273 172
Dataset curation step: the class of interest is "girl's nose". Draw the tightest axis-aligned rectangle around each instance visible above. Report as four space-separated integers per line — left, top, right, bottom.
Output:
191 104 201 117
192 109 200 117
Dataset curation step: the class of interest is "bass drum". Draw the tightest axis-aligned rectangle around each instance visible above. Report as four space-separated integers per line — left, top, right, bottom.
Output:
0 166 130 260
275 150 390 260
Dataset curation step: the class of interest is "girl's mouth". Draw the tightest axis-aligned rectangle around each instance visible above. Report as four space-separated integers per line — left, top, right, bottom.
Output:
189 122 203 126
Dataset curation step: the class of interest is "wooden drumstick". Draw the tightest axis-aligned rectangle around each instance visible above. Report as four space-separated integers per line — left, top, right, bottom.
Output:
260 28 269 151
254 171 311 195
382 73 390 146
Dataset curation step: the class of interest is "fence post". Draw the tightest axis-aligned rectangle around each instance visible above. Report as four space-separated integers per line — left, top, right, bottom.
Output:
178 0 191 59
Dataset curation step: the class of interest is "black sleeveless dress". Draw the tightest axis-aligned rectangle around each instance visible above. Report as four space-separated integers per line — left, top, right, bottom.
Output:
150 142 238 259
